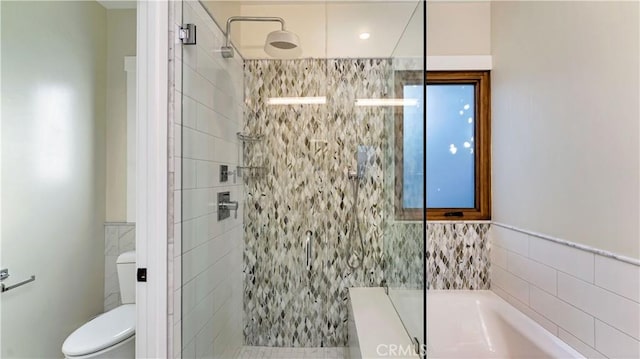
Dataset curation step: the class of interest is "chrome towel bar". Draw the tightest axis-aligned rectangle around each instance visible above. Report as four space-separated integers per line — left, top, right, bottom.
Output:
1 275 36 293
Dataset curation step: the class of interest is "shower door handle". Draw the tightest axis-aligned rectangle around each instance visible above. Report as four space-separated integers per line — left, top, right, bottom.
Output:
305 231 313 271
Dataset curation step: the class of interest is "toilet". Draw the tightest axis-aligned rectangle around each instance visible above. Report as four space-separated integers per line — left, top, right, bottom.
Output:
62 251 136 358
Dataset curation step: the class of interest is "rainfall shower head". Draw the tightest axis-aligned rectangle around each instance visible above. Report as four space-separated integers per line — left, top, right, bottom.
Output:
221 16 302 59
264 30 301 58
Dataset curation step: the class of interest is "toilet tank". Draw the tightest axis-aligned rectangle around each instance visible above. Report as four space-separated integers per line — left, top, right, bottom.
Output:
116 251 136 304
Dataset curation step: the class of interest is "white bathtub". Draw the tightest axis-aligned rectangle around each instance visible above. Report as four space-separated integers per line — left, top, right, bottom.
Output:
350 289 584 358
426 290 585 358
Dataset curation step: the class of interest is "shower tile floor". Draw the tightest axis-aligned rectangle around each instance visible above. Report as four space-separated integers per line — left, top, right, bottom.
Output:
235 346 349 359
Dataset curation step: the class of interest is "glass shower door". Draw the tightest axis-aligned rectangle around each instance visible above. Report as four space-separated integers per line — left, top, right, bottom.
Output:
176 0 426 357
178 0 245 357
385 0 426 354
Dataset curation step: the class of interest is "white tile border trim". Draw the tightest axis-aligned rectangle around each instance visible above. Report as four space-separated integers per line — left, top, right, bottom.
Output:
492 222 640 267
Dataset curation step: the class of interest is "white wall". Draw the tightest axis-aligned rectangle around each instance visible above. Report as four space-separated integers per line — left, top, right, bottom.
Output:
202 0 240 41
392 1 423 59
171 1 245 357
1 1 107 357
203 1 420 59
427 1 491 56
105 9 137 222
491 1 640 259
490 1 640 357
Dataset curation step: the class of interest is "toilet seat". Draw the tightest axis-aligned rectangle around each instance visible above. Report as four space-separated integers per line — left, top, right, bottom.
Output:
62 304 135 357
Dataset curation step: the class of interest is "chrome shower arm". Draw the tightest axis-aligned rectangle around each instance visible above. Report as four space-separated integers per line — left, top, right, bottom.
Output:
225 16 286 42
222 16 285 58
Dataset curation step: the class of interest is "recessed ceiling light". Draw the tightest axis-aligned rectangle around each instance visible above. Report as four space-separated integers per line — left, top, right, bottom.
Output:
359 32 371 40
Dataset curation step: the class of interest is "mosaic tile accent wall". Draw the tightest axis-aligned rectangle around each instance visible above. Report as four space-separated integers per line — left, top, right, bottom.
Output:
384 222 424 289
243 59 393 347
104 222 135 311
384 223 490 291
426 223 491 289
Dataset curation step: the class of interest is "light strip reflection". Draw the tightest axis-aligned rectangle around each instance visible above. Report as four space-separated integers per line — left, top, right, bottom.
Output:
266 96 327 105
36 85 72 181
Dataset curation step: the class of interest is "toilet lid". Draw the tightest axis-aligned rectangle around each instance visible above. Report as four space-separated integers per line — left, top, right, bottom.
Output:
62 304 135 356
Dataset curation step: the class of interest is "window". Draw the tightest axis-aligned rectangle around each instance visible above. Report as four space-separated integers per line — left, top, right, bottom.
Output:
395 71 491 220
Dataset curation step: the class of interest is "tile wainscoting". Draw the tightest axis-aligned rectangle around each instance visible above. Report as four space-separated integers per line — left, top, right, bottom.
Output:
104 222 135 311
490 224 640 358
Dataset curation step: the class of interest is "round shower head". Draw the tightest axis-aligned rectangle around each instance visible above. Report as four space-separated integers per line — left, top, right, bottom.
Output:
264 30 302 59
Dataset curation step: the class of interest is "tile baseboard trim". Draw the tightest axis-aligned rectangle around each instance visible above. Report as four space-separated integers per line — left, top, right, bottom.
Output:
492 222 640 267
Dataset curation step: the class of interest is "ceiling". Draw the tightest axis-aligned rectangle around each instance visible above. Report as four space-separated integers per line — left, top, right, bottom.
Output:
202 1 423 59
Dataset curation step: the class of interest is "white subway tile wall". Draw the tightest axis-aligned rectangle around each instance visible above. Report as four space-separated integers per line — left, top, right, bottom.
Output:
508 252 557 295
493 285 560 335
492 265 530 304
490 225 640 358
170 1 245 358
595 255 640 303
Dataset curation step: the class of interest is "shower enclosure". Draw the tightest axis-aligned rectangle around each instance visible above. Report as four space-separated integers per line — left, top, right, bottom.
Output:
175 1 424 357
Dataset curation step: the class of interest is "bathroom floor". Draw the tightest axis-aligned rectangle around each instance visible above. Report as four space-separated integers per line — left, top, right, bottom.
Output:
234 346 349 359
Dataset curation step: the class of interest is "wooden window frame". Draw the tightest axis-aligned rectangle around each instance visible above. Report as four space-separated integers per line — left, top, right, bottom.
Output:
395 70 491 221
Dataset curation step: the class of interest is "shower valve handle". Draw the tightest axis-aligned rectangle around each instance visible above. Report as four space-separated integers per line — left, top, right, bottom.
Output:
219 201 239 218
